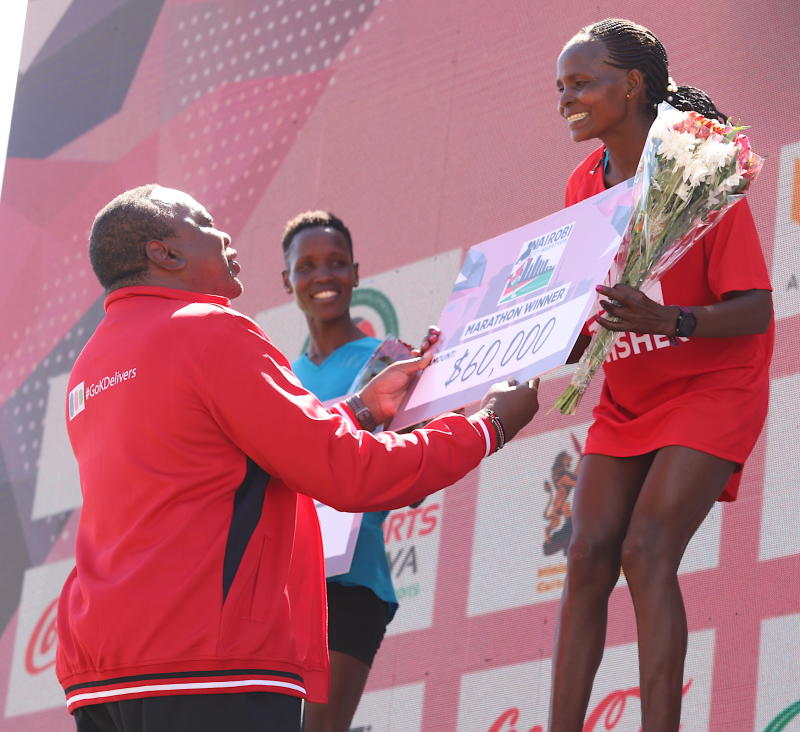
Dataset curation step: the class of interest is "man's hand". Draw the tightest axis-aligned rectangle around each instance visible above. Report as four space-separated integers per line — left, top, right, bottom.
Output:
479 377 540 443
357 350 434 425
409 325 441 357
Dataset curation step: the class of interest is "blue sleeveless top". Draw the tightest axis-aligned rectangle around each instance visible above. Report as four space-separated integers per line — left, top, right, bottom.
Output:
293 337 398 620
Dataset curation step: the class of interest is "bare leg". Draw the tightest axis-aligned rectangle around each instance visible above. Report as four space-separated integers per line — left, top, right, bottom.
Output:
302 651 372 732
621 446 735 731
549 453 653 732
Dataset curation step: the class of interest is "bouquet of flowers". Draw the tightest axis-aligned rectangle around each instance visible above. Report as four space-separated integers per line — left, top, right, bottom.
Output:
554 101 764 415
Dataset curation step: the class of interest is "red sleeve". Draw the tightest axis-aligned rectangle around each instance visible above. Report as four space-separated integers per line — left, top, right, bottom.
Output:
566 147 606 335
703 198 772 298
564 159 586 207
565 146 605 207
580 316 597 338
199 312 493 512
565 182 576 208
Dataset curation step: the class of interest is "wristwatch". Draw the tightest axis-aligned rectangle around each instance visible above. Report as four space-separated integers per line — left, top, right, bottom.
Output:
346 393 377 432
674 306 698 338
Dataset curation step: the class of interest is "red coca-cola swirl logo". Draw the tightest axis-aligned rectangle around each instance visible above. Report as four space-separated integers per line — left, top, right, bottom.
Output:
487 681 692 731
582 686 641 729
24 598 58 674
488 707 543 732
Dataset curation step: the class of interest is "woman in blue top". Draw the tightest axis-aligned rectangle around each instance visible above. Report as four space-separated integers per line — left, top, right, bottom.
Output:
281 210 435 732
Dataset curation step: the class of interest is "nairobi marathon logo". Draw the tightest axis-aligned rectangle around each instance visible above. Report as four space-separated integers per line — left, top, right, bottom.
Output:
68 368 138 420
498 222 574 306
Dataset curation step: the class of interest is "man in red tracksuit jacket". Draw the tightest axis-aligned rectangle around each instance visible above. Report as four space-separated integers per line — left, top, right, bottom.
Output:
58 185 540 732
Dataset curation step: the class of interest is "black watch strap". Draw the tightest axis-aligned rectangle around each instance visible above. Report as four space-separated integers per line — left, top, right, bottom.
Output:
675 306 697 338
345 393 377 432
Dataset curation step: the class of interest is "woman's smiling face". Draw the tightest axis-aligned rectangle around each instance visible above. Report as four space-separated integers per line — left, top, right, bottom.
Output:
282 226 359 323
556 39 632 144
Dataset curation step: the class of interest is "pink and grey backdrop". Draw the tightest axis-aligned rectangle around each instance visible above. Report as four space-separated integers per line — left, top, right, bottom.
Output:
1 1 798 729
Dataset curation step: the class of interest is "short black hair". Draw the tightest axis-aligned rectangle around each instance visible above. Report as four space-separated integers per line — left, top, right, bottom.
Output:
569 18 726 122
281 210 353 259
89 185 177 291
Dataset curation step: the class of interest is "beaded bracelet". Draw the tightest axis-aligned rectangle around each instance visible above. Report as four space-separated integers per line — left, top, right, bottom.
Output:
478 408 506 453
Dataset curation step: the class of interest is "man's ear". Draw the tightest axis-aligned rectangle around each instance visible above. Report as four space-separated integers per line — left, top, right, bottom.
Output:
145 240 185 272
353 261 360 288
281 270 292 294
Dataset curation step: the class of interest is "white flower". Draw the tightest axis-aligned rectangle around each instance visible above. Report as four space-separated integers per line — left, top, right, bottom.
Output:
721 172 743 190
654 107 685 133
683 157 711 186
696 139 735 171
656 130 698 168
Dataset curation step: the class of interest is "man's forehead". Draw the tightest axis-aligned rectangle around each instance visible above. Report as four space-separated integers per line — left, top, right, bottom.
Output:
148 186 210 219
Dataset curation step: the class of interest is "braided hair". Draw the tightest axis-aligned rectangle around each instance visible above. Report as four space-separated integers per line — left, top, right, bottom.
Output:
570 18 726 122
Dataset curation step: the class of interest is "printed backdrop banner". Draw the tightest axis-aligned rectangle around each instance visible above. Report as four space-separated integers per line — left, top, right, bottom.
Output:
0 1 798 731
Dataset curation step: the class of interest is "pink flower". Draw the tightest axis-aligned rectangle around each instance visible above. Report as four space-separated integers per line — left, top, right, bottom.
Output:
734 133 752 154
734 133 755 171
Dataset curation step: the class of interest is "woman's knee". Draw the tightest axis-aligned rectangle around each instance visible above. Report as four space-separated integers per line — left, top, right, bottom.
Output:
565 533 622 590
620 531 680 588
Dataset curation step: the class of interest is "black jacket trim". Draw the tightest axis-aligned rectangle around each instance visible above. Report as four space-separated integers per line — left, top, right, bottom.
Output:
64 667 304 693
222 458 270 602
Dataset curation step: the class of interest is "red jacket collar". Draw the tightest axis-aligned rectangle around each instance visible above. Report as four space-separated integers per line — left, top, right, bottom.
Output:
104 286 232 312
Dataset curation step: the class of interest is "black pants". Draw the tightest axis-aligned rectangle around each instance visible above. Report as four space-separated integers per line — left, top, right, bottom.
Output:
73 692 301 732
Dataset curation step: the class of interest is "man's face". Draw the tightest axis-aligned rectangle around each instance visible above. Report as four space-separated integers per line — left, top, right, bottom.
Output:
150 187 243 299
